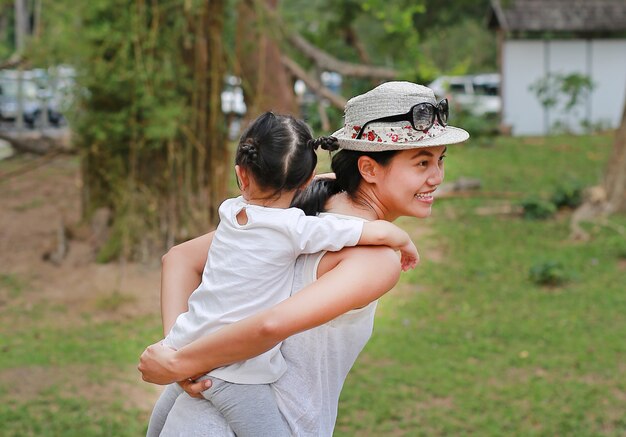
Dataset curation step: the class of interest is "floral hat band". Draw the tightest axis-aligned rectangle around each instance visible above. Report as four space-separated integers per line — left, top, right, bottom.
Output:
348 121 448 144
332 81 469 152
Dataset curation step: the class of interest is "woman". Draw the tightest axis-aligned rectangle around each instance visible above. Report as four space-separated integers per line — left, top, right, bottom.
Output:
139 81 469 436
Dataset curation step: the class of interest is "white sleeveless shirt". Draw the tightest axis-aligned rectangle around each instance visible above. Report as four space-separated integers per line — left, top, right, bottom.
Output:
274 228 378 435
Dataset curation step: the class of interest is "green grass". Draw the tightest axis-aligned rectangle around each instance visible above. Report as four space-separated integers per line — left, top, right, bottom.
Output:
336 132 626 436
0 287 160 436
0 396 147 437
0 273 25 298
1 132 624 436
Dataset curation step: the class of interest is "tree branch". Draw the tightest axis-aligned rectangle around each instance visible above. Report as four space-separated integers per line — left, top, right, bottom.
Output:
281 56 347 110
344 26 372 65
250 0 399 80
0 54 26 70
0 130 73 155
287 32 397 80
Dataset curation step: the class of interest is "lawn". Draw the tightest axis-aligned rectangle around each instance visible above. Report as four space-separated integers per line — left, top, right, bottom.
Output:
1 132 624 436
336 133 626 436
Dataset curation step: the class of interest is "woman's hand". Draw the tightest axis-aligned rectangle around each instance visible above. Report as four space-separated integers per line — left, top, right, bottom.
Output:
138 341 182 384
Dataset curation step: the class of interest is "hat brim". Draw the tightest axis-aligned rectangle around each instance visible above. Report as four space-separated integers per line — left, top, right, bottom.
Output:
331 125 470 152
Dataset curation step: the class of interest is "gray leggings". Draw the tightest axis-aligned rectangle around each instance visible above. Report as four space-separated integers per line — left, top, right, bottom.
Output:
146 379 290 437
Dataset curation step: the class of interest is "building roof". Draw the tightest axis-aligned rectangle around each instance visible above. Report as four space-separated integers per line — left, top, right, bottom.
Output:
489 0 626 33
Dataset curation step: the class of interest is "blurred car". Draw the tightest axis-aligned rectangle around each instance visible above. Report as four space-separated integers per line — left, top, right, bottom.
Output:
221 75 246 117
221 75 247 140
0 69 64 128
429 73 501 116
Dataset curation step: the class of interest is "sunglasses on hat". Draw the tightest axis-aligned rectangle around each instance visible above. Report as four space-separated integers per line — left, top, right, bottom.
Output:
355 98 449 140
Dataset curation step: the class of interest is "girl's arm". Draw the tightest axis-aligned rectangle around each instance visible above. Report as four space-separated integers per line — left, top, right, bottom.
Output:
160 232 214 336
359 221 418 271
138 245 401 384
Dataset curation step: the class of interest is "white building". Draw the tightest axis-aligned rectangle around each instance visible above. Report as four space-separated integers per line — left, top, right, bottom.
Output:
489 0 626 136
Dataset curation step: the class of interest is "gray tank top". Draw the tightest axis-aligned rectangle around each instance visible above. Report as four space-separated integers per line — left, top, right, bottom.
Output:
273 250 378 436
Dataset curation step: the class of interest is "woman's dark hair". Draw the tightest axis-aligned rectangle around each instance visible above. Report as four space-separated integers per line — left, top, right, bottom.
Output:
236 112 340 196
292 149 399 215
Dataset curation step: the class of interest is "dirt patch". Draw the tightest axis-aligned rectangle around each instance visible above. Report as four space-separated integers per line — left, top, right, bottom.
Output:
0 155 163 411
0 156 161 324
0 363 163 412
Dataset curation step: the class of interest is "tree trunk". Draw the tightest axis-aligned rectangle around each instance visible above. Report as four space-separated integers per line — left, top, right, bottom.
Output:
570 93 626 240
206 0 229 224
236 0 298 118
78 0 228 260
603 99 626 213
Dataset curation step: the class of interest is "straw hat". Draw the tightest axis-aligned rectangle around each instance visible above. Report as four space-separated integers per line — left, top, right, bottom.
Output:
332 81 469 151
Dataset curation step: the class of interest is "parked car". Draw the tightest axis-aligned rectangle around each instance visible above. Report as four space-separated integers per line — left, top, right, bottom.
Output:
0 69 64 128
429 73 501 116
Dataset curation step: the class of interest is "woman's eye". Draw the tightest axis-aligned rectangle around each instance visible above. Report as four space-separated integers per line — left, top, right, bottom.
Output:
439 154 447 162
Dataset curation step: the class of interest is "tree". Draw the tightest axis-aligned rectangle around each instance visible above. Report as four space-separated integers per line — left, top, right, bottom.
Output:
603 96 626 214
236 0 298 117
15 0 500 259
570 84 626 240
33 0 228 259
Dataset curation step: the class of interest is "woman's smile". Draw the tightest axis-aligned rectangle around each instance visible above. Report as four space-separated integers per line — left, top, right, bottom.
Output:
414 189 436 204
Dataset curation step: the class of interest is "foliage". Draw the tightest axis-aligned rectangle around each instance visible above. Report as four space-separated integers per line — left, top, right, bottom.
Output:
530 73 595 111
519 180 584 220
550 180 584 209
452 108 499 141
280 0 495 84
0 0 14 58
417 17 497 76
520 198 557 220
529 73 596 133
279 0 496 133
529 260 570 286
29 0 227 259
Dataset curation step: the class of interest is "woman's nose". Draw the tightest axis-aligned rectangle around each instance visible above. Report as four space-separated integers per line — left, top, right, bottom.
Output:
428 164 444 186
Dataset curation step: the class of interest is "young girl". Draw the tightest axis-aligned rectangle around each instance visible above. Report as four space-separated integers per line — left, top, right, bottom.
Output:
149 112 417 436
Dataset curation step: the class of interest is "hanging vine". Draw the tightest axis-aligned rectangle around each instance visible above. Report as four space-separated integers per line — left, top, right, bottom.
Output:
34 0 228 260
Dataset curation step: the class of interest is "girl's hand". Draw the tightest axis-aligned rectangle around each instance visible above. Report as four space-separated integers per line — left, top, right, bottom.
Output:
399 240 419 271
177 376 212 399
138 341 181 384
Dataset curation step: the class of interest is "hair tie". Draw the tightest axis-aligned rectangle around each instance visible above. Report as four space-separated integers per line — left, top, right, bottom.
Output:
318 136 339 152
308 136 339 152
240 140 259 164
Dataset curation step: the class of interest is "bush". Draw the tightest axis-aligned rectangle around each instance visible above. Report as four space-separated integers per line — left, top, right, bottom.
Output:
453 109 499 142
551 181 584 209
529 261 569 286
520 198 557 220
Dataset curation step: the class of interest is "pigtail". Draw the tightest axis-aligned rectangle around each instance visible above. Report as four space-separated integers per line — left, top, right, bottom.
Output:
237 139 260 168
307 136 340 152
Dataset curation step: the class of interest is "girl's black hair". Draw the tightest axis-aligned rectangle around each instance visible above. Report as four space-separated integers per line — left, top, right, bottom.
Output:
292 149 399 215
235 112 335 194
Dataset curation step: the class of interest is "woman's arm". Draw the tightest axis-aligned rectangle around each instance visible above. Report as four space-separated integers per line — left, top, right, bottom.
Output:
160 231 214 336
139 245 401 383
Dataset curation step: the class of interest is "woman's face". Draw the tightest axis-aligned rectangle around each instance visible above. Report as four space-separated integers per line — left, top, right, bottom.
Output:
375 145 446 221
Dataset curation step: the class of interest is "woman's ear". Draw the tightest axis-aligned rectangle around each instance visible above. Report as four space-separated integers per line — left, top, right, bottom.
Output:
357 156 380 183
235 165 250 190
